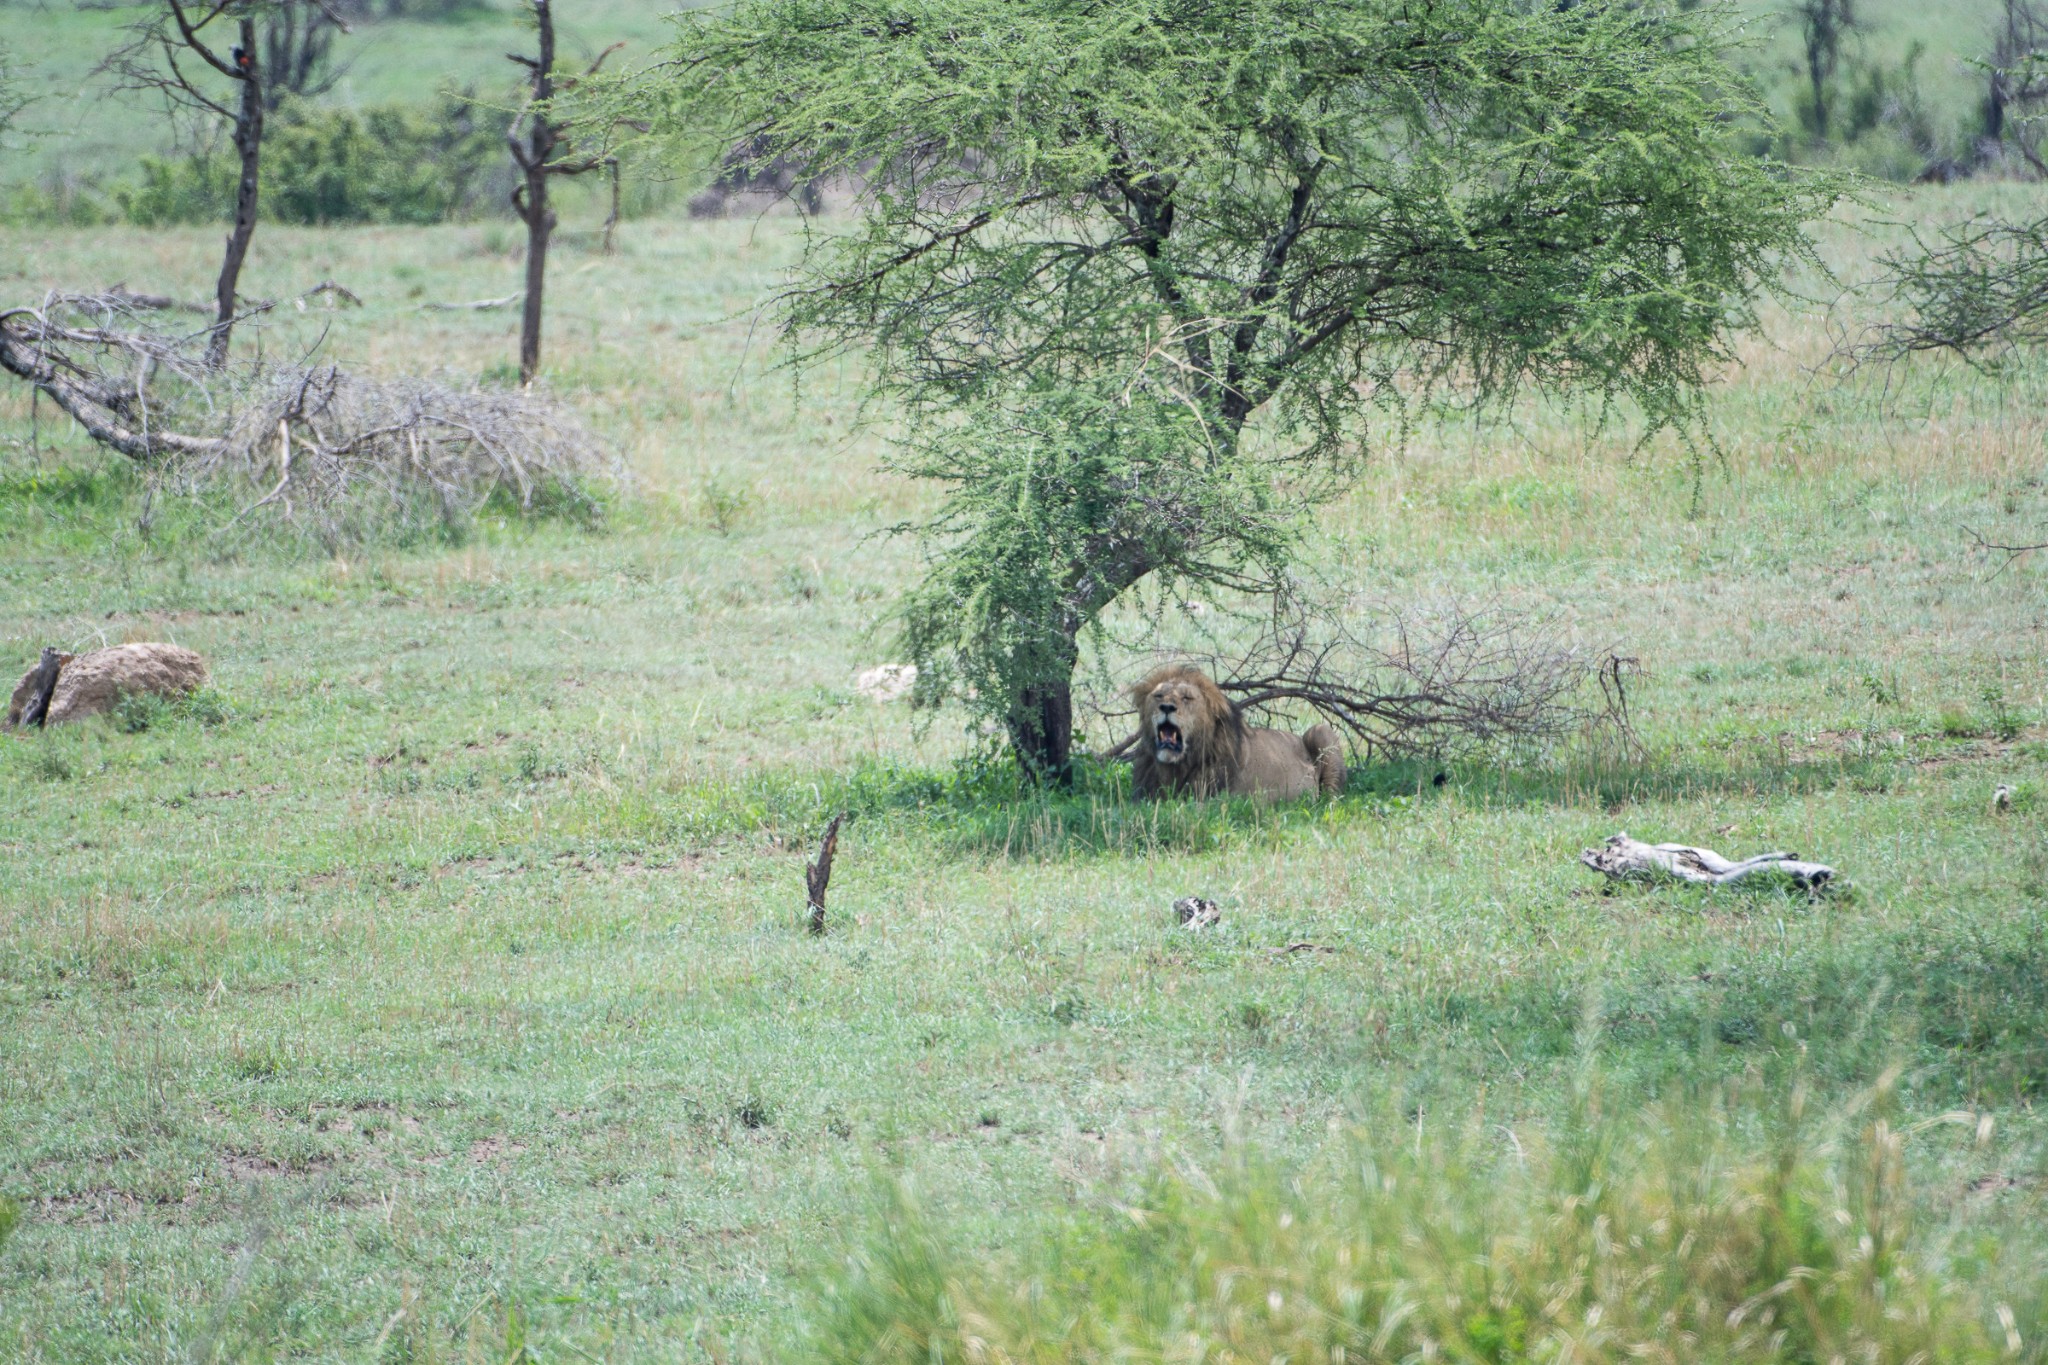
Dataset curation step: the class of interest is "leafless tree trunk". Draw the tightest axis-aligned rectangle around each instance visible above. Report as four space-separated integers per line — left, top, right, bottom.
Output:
258 0 348 110
211 17 264 369
507 10 622 386
105 3 308 370
1792 0 1857 144
510 1 558 388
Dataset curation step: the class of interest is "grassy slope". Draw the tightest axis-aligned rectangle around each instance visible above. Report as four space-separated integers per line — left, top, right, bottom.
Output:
0 198 2045 1360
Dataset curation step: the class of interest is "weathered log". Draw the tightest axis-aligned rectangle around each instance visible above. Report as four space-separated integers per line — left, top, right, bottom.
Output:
14 647 63 728
1580 832 1834 892
805 812 845 935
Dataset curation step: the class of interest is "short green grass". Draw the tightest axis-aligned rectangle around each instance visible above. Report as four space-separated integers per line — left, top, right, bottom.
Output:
1 194 2046 1361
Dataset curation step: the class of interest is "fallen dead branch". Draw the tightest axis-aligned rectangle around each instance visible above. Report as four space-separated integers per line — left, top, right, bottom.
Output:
0 291 614 544
88 284 212 315
0 292 232 461
1579 833 1836 892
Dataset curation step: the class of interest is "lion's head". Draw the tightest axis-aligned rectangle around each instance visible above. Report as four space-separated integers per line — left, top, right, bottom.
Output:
1131 665 1243 792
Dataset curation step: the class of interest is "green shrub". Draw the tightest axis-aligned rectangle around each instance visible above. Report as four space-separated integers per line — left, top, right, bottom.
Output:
111 687 232 734
113 153 235 227
262 95 503 225
111 95 504 227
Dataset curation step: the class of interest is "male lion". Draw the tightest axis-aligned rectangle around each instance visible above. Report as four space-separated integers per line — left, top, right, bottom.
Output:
1130 666 1344 800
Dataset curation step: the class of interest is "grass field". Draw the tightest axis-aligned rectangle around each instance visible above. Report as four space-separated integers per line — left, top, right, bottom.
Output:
1 186 2047 1360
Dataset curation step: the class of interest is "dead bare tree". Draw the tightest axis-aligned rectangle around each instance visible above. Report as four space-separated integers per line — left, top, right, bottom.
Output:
506 4 622 386
1790 0 1858 145
259 0 352 111
105 2 350 369
1982 0 2048 174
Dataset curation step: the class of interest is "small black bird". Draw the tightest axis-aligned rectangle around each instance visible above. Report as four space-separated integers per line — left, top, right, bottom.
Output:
231 45 251 72
1432 771 1448 788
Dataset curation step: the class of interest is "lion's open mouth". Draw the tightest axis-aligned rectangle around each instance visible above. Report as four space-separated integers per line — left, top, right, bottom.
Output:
1153 718 1184 761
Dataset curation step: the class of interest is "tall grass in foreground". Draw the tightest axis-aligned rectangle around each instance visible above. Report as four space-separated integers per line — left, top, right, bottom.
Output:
810 1074 2046 1364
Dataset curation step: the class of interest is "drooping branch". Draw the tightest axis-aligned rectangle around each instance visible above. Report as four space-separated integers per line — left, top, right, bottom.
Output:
1865 214 2048 360
1966 525 2048 575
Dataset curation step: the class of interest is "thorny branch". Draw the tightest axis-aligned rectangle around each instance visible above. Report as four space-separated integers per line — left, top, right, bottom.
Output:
1093 593 1637 763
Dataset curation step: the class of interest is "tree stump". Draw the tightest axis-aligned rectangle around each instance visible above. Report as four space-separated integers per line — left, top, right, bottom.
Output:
805 813 845 935
14 647 62 728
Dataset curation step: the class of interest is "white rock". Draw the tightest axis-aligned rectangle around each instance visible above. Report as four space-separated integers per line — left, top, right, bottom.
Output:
855 664 917 704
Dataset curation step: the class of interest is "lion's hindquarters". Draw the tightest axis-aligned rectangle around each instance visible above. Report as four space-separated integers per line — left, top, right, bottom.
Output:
1231 727 1323 800
1302 722 1345 796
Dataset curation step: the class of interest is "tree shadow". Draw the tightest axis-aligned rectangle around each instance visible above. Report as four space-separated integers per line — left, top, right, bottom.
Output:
665 743 1911 862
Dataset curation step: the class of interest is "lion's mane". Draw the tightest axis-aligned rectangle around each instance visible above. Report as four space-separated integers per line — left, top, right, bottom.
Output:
1130 666 1245 798
1130 665 1344 801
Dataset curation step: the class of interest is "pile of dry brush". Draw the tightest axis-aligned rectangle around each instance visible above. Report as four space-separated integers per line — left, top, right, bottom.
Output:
0 290 614 545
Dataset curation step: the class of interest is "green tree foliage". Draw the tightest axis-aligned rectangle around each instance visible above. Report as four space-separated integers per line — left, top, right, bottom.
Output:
649 0 1831 779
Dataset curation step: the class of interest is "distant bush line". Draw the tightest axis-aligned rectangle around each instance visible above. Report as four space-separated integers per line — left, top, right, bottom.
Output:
2 95 674 228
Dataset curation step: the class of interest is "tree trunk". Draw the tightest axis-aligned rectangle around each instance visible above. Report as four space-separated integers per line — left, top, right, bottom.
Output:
518 170 553 386
208 16 263 371
1008 674 1076 787
515 0 558 387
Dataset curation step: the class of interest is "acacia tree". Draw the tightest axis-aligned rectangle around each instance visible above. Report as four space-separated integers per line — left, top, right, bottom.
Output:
651 0 1827 781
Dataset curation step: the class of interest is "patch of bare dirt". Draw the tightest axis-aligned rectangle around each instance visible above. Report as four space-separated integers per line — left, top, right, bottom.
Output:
467 1136 528 1164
